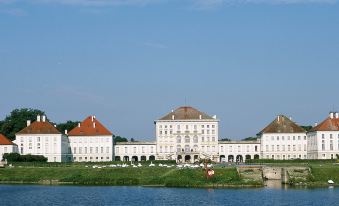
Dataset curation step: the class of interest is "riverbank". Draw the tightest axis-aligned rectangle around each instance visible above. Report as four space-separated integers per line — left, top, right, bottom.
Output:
0 165 262 188
0 162 337 188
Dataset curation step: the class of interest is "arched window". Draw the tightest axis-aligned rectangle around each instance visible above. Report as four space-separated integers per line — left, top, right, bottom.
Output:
185 136 190 143
176 136 181 143
185 145 190 152
177 145 181 152
193 136 198 143
193 145 198 152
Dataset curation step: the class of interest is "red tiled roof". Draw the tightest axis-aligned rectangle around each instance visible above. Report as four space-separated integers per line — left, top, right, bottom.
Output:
16 121 61 135
68 116 113 136
310 117 339 132
0 134 15 145
159 106 214 120
259 115 306 134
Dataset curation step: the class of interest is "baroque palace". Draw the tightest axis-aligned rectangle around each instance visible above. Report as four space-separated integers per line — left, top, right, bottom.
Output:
0 106 338 163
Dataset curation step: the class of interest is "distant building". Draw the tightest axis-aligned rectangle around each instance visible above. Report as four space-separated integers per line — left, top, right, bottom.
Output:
14 115 69 162
258 115 307 160
114 141 156 162
154 106 219 163
307 112 339 159
68 116 113 162
0 134 18 160
218 140 260 162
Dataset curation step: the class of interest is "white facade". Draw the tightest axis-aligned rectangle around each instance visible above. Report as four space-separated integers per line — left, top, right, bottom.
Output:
15 133 69 162
69 135 113 162
14 115 70 162
68 116 114 162
0 144 18 160
260 133 308 160
307 112 339 160
114 142 156 161
155 107 219 163
219 141 260 162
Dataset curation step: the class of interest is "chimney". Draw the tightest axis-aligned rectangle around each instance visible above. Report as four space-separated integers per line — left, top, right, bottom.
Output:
289 116 292 121
199 115 202 120
172 115 175 120
91 116 94 122
65 130 68 135
335 112 339 119
329 112 334 119
212 115 217 119
315 122 318 127
78 123 81 127
27 120 31 127
277 115 280 122
171 109 174 113
42 115 46 122
93 122 96 128
37 115 41 122
54 124 57 127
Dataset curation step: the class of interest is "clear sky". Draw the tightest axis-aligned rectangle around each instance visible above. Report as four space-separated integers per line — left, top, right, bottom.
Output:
1 0 339 140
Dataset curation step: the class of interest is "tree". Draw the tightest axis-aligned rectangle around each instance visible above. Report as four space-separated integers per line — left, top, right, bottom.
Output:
0 108 45 141
301 125 313 132
57 121 80 134
113 135 128 143
242 137 258 141
220 138 231 141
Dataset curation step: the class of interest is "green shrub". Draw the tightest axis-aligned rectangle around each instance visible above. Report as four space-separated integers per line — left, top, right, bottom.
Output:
3 153 47 162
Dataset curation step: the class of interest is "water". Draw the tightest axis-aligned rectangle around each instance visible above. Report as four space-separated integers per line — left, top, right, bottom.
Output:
0 185 338 206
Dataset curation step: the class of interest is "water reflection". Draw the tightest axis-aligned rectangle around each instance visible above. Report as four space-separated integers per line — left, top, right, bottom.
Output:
265 180 283 189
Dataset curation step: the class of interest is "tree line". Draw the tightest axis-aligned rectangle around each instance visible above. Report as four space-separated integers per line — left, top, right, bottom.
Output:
0 108 131 143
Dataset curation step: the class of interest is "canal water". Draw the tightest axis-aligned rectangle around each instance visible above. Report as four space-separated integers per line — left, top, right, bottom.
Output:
0 185 338 206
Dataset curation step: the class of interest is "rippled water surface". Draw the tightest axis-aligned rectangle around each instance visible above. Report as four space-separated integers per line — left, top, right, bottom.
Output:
0 185 338 206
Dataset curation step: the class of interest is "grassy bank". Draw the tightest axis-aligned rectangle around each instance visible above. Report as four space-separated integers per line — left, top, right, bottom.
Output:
307 164 339 186
0 166 262 188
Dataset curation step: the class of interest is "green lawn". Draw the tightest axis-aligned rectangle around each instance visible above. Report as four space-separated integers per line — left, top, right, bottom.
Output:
0 166 261 187
309 164 339 186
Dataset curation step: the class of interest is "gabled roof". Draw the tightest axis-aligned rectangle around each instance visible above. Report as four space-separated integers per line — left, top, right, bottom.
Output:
0 134 15 145
158 106 215 120
259 115 306 134
310 117 339 132
68 116 113 136
16 121 61 135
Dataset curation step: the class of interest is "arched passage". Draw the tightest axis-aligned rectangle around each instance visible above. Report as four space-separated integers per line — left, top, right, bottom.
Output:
141 156 146 161
149 155 155 161
220 155 226 162
185 155 191 162
115 156 121 161
123 156 129 162
194 155 199 162
254 154 259 159
132 156 138 162
228 155 234 162
236 155 243 163
245 155 251 160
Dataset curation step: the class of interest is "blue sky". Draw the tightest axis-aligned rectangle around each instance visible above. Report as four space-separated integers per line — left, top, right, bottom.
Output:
1 0 339 140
